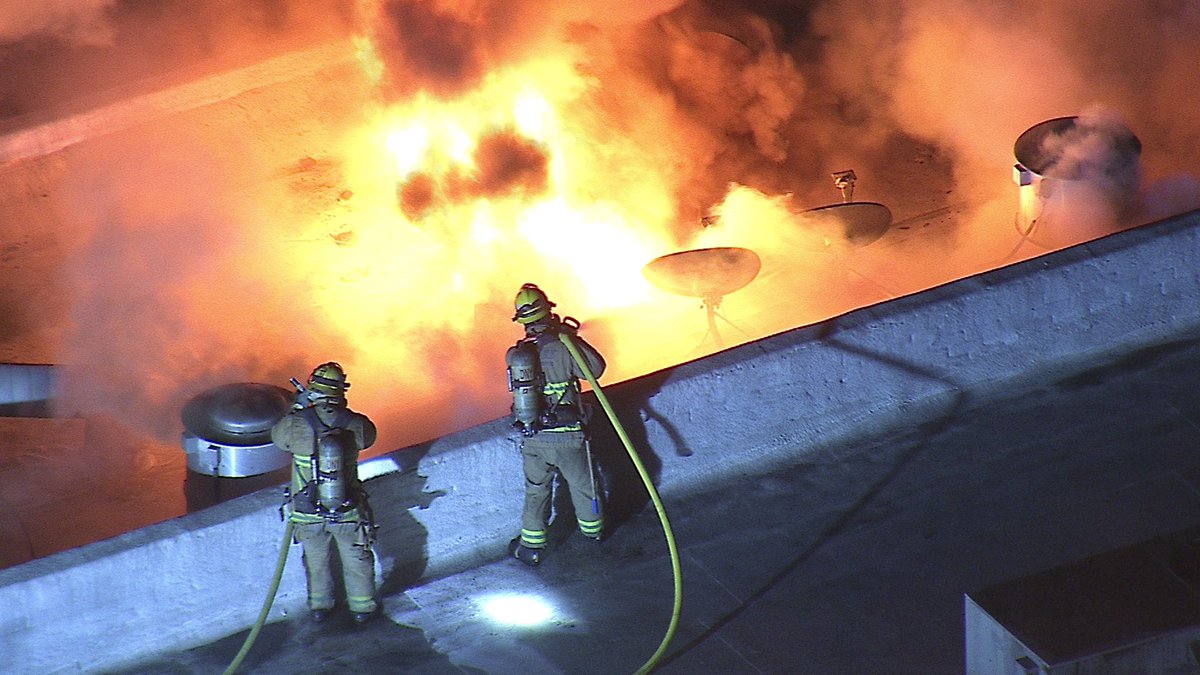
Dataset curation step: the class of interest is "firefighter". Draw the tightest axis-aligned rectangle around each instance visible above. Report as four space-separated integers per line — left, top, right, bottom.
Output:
506 283 607 565
271 362 379 624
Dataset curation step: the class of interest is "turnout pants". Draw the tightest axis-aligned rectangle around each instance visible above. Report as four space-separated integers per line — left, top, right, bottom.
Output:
293 519 377 614
520 429 603 548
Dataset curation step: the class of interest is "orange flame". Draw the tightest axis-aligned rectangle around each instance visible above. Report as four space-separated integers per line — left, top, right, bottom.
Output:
49 4 1190 456
257 37 736 449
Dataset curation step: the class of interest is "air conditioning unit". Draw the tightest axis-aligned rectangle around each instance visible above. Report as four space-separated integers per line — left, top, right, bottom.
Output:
966 527 1200 674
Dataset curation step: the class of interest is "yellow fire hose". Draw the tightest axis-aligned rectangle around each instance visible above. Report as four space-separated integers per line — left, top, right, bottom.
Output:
223 519 295 675
559 332 683 675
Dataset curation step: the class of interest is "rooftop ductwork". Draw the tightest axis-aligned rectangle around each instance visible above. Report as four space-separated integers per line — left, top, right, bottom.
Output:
1012 113 1142 249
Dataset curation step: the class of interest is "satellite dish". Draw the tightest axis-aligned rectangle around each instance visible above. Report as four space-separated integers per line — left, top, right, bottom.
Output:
642 246 761 300
642 247 760 348
797 201 893 249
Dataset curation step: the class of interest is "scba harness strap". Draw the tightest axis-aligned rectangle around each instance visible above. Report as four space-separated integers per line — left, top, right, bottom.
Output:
517 330 585 433
284 407 372 525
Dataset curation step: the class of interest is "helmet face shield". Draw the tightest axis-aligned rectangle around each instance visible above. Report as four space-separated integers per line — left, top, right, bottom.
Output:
513 283 555 324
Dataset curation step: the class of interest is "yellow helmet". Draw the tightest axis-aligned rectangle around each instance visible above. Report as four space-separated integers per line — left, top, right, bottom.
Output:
512 283 555 324
307 361 350 398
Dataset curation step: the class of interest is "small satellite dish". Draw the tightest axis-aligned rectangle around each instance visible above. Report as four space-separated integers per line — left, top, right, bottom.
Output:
797 201 893 249
642 247 761 348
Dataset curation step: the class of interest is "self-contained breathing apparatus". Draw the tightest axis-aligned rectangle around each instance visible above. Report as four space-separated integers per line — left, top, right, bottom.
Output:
285 407 361 518
507 339 543 436
310 421 356 514
283 371 372 527
507 317 586 437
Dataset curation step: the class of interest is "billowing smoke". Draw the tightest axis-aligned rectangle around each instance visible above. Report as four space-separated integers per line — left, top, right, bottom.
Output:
806 0 1200 221
0 0 118 47
0 0 357 123
1034 108 1141 183
5 0 1200 463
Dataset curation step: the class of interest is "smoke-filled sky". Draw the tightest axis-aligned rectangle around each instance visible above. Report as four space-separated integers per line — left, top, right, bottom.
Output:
2 0 1198 455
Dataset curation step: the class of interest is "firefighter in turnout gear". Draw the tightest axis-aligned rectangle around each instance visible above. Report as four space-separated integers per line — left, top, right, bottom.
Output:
506 283 607 565
271 362 379 624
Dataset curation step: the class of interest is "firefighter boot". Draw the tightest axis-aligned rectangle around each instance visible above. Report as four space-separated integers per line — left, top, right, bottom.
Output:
508 537 543 566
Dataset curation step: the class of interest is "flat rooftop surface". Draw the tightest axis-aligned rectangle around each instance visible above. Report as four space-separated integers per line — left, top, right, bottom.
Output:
116 330 1200 674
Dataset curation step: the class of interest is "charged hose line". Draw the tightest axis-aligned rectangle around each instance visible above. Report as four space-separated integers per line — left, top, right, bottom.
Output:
223 519 296 675
559 332 683 675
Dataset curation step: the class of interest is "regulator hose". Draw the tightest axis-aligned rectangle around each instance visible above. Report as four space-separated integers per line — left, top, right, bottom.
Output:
223 519 296 675
559 332 682 675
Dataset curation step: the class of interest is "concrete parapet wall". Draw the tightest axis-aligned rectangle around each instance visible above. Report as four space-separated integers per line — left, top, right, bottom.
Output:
1 211 1197 674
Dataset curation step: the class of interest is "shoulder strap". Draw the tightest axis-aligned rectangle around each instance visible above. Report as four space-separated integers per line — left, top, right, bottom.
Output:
300 406 352 434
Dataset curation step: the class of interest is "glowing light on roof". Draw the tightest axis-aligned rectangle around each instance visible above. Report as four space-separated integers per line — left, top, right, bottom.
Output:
480 593 556 628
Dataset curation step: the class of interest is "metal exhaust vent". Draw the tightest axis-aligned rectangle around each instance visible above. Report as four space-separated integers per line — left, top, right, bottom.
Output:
1012 114 1141 248
180 382 293 477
